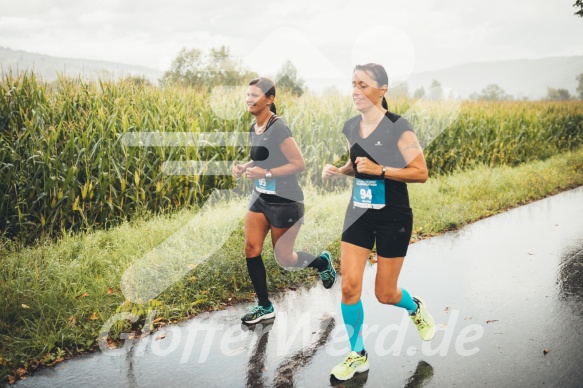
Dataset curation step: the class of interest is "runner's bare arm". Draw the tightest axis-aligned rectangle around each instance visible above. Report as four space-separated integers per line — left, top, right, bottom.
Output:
385 131 428 183
354 131 427 183
246 137 305 179
322 158 354 179
233 160 254 177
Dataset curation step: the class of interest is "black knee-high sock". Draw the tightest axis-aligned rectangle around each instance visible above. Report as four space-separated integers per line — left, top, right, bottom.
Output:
246 255 270 307
297 251 327 271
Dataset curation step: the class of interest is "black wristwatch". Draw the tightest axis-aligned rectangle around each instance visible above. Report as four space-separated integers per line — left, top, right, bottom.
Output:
380 165 386 179
265 169 273 179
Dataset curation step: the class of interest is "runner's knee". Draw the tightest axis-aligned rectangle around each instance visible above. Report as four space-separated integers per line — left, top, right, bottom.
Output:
245 241 262 258
375 288 400 305
273 249 295 267
341 277 362 301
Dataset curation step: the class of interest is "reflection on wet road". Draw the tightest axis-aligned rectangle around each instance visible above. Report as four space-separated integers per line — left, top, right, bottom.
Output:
558 245 583 304
16 187 583 387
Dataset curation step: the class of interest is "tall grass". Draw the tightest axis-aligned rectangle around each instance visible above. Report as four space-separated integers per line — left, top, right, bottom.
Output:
1 72 582 243
422 101 583 172
0 72 248 242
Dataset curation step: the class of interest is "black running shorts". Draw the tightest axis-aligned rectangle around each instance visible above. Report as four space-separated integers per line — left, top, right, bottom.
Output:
247 190 305 228
341 205 413 258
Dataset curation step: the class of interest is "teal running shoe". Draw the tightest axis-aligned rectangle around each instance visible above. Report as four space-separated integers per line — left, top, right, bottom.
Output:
241 303 275 324
318 251 337 289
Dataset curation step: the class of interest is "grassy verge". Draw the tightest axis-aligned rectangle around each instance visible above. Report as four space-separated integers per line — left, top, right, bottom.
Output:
1 147 583 383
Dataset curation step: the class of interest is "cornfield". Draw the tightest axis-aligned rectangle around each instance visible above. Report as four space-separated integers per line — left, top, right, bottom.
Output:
1 72 582 243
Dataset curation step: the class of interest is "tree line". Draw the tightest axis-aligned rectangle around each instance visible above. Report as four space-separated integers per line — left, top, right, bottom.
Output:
158 46 583 102
159 46 305 96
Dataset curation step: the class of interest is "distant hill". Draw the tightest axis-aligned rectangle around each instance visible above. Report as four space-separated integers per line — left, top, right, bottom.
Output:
0 47 163 83
1 47 581 99
404 56 583 100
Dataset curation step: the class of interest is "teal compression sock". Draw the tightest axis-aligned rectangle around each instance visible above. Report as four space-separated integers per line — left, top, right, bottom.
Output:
341 300 364 352
395 288 418 314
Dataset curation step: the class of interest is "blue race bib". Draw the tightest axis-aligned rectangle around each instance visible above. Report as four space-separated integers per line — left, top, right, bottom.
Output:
255 178 276 194
352 178 386 209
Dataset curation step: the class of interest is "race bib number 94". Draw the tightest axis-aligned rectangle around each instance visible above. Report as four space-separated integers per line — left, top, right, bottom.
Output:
255 178 276 194
352 178 386 209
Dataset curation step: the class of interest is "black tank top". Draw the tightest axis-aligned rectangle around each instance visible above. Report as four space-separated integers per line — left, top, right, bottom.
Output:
249 117 304 202
342 111 413 210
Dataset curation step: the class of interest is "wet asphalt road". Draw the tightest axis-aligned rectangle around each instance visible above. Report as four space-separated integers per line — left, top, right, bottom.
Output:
15 187 583 388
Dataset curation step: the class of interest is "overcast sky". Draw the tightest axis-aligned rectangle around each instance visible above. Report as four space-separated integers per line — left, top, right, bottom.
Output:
1 0 582 90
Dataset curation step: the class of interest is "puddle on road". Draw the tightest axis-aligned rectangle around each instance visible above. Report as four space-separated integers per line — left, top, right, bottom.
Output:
557 244 583 304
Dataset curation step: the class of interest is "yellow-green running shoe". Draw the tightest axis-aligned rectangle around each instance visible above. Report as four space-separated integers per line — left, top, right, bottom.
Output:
410 296 436 341
330 350 369 381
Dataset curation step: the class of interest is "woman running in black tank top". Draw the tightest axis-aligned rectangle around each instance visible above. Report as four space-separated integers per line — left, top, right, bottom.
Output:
232 77 337 325
322 64 437 382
